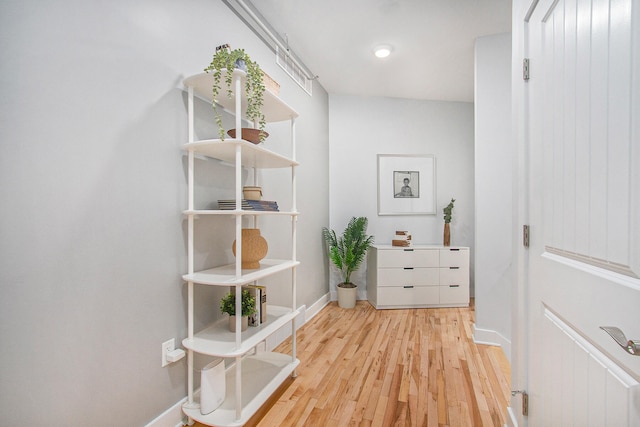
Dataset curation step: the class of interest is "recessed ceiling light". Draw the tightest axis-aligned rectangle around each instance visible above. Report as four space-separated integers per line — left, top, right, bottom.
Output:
374 44 393 58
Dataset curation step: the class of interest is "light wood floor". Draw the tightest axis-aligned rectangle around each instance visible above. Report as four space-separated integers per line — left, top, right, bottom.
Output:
198 300 511 427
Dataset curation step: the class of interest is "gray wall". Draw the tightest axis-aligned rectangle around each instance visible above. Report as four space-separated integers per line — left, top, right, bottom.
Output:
473 33 513 353
0 0 329 425
328 94 475 299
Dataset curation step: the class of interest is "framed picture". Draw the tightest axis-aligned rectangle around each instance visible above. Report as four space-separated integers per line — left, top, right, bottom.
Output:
377 154 436 215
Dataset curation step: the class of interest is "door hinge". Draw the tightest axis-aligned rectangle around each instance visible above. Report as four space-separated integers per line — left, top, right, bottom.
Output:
523 225 530 248
523 58 530 81
511 390 529 416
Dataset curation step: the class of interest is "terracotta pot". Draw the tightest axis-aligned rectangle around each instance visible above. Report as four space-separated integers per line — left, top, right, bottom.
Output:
227 128 269 144
443 223 451 247
337 282 357 309
232 228 268 269
229 315 248 332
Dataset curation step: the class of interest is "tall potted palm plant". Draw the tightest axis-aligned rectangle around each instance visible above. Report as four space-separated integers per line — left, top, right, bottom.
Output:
322 217 374 308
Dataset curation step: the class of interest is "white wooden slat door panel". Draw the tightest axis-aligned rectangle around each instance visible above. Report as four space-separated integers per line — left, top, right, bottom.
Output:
589 0 610 263
587 354 607 427
539 0 637 274
514 0 640 425
562 0 578 256
574 0 592 257
541 310 640 427
607 0 633 266
572 341 589 427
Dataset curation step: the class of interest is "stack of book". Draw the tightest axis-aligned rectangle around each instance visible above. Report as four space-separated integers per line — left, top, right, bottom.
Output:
392 230 412 247
231 284 267 327
245 200 278 211
218 199 252 210
218 200 279 211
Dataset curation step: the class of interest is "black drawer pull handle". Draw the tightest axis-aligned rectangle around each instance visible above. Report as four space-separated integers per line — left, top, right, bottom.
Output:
403 285 414 289
449 284 460 288
403 267 414 270
449 248 460 251
403 249 414 252
449 267 459 270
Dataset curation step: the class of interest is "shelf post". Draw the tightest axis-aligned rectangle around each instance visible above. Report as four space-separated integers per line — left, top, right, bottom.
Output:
291 118 297 213
188 86 194 144
233 71 243 416
187 282 194 404
291 265 297 376
235 355 242 421
187 86 196 406
235 71 242 140
252 167 258 229
234 72 243 282
290 116 298 375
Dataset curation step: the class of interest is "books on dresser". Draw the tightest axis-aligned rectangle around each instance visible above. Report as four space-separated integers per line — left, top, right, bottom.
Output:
392 230 412 247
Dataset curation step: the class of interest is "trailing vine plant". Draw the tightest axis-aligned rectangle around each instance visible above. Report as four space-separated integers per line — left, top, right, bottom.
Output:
204 47 267 141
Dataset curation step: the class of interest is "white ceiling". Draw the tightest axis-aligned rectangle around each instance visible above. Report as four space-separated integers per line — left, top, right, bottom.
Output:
250 0 512 102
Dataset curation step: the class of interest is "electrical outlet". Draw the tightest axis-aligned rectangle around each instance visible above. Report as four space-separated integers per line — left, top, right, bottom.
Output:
161 338 175 367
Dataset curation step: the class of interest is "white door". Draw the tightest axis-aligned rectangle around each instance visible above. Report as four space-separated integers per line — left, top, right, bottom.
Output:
513 0 640 425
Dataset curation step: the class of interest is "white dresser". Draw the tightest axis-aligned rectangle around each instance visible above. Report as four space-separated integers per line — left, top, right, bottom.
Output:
366 245 469 309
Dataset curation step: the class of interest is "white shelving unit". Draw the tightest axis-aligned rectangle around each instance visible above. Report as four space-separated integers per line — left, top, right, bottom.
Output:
181 69 300 426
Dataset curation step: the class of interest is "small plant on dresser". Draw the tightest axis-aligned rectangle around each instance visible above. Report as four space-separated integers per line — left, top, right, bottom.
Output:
443 198 455 246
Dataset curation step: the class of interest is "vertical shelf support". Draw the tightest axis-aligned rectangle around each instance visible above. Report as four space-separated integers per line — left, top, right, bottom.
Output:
290 116 298 374
186 86 195 407
188 86 195 144
233 68 243 423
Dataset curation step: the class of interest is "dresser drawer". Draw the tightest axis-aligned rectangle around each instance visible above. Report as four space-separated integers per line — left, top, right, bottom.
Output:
440 284 469 305
378 267 439 287
439 267 469 286
377 248 439 268
377 285 439 307
368 245 469 309
439 248 469 268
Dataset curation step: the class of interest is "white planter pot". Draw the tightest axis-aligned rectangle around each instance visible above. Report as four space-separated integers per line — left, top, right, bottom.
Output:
229 315 248 332
337 283 357 309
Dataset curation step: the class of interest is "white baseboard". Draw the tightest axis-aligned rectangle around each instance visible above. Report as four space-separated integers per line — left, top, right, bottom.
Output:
265 293 331 350
305 292 331 321
145 397 187 427
265 304 306 350
148 293 331 427
472 324 511 363
473 325 514 427
505 406 517 427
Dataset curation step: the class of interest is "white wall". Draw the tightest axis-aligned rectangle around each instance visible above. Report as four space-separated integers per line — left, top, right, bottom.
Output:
328 94 475 299
473 33 512 352
0 0 329 424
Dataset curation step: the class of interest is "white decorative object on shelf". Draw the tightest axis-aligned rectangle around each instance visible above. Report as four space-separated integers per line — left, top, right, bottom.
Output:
181 69 300 426
200 359 225 415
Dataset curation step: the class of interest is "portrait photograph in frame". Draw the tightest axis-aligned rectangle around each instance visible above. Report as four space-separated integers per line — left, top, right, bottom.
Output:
377 154 436 215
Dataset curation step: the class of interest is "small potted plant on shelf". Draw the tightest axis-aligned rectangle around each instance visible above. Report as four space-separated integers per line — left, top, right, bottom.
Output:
220 289 257 332
443 198 455 246
322 217 375 309
204 45 267 142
